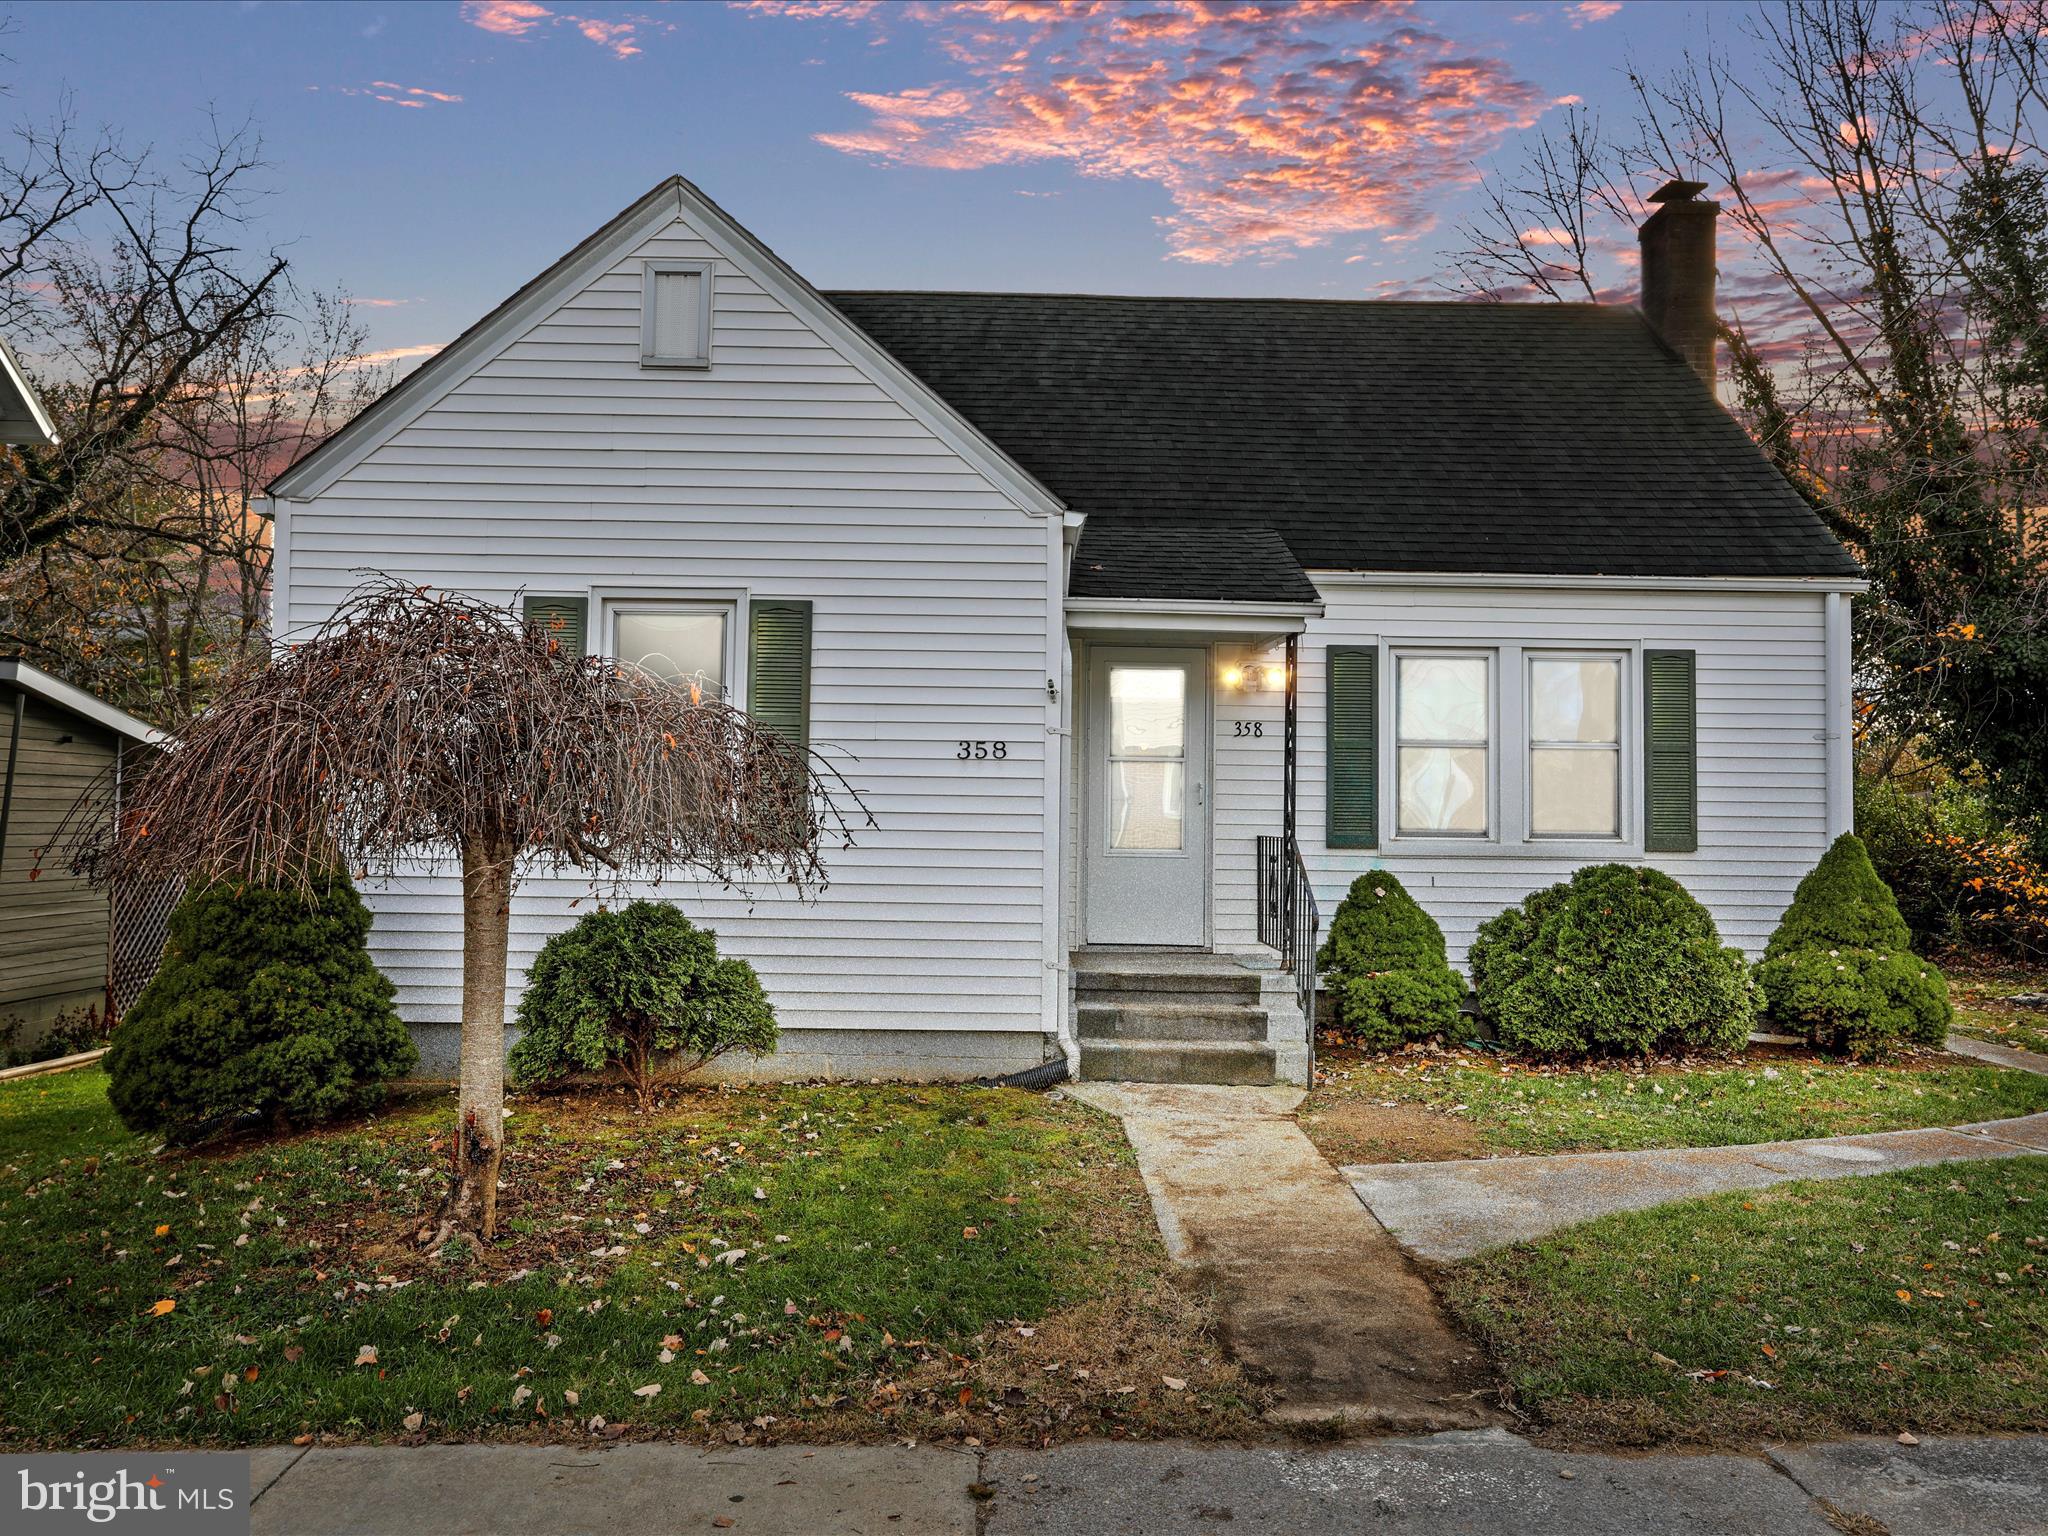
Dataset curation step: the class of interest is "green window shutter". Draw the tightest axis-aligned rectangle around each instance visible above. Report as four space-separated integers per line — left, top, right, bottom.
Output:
1326 646 1378 849
1644 649 1698 853
522 594 587 657
747 599 812 750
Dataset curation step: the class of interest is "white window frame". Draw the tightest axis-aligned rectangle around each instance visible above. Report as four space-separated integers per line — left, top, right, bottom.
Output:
640 259 714 370
601 591 743 702
1524 649 1630 843
1390 647 1496 842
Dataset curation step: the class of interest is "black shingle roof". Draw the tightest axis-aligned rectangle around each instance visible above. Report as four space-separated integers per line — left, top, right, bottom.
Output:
826 292 1860 588
1069 524 1318 604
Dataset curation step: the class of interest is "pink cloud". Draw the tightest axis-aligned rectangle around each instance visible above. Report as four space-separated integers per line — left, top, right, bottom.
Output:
463 0 551 37
324 81 465 109
460 0 663 58
1564 1 1622 24
742 0 1554 264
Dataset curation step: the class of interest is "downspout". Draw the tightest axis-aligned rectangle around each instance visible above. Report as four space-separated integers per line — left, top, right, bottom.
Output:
1824 591 1853 840
0 685 23 874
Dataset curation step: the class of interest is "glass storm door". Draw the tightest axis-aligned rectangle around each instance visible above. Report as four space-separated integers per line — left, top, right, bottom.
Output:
1084 648 1209 946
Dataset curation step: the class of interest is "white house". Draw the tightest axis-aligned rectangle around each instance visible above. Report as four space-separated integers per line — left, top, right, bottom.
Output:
264 175 1861 1088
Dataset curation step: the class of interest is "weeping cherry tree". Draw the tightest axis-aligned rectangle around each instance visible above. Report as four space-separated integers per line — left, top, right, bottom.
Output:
64 580 856 1241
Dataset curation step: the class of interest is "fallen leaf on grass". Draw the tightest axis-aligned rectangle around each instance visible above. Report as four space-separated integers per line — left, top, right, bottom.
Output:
691 1369 712 1385
634 1384 661 1399
1161 1377 1187 1391
283 1347 304 1364
147 1299 176 1317
402 1412 423 1432
354 1345 378 1367
511 1385 533 1410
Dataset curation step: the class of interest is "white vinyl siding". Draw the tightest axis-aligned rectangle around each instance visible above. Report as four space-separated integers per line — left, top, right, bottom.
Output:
277 208 1059 1043
1211 581 1834 964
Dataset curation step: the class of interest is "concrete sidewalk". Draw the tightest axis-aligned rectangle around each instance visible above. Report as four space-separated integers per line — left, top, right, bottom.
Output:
243 1431 2048 1535
1344 1110 2048 1263
1064 1082 1497 1429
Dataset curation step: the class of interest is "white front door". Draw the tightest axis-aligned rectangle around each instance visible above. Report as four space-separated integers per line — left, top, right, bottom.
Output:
1084 646 1210 946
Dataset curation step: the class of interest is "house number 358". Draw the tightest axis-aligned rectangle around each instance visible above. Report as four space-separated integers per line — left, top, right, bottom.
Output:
957 740 1008 760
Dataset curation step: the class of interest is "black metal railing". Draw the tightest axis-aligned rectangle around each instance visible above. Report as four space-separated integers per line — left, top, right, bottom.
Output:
1256 834 1319 1070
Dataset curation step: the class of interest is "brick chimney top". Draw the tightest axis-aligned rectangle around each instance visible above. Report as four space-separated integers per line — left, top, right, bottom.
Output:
1638 180 1721 396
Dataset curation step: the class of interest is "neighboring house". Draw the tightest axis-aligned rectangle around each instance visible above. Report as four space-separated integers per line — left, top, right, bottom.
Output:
0 332 59 451
0 660 166 1043
264 175 1861 1088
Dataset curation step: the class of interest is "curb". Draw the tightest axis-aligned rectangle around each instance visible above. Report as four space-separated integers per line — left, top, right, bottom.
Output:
0 1047 108 1083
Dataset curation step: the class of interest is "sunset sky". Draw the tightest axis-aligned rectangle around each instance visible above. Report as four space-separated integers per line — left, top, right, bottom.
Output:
12 1 1774 370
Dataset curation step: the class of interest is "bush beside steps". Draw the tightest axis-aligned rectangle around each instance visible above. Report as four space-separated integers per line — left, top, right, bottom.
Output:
1316 872 1466 1050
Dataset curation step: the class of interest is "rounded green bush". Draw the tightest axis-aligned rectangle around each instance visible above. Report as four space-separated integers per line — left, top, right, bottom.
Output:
1315 873 1465 1049
106 875 414 1142
508 901 775 1105
1758 833 1952 1058
1471 865 1756 1058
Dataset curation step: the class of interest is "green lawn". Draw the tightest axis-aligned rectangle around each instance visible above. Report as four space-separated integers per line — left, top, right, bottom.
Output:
1948 959 2048 1057
1445 1157 2048 1447
1299 1049 2048 1165
0 1069 1257 1448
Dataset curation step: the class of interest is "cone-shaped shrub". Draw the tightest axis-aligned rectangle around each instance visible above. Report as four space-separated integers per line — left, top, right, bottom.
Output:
509 901 775 1106
1471 864 1755 1057
1758 833 1951 1059
106 875 414 1142
1315 872 1465 1049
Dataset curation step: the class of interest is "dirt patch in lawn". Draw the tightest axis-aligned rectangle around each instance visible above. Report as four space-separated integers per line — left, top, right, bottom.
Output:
1294 1097 1483 1167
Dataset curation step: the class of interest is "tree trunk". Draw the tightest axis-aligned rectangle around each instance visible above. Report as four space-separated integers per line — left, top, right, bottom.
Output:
448 835 515 1242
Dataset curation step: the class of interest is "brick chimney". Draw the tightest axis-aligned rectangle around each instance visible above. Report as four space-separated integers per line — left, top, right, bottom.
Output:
1638 178 1720 396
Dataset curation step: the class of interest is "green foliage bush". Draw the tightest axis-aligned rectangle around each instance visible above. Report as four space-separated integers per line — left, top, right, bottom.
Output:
1858 773 2048 959
1470 865 1755 1058
508 901 775 1105
106 876 414 1141
1758 833 1952 1059
1315 873 1465 1049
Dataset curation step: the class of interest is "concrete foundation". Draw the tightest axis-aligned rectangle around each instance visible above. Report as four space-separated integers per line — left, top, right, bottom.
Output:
405 1023 1055 1083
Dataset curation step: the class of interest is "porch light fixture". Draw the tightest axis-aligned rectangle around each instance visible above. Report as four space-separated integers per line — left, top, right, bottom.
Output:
1222 661 1290 693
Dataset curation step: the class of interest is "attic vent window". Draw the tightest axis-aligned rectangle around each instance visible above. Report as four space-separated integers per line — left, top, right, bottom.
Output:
641 259 713 369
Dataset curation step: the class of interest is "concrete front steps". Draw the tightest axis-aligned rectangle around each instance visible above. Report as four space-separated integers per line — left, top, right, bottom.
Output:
1073 949 1308 1086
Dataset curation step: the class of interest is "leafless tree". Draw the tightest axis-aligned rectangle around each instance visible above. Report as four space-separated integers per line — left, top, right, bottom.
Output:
1 290 389 722
59 581 863 1243
1449 0 2048 838
0 111 290 563
1445 107 1647 301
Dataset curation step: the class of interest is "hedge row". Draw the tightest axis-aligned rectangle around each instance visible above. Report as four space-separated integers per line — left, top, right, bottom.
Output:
1316 834 1949 1062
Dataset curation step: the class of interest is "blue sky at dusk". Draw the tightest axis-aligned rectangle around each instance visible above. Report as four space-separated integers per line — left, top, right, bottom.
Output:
10 1 1770 370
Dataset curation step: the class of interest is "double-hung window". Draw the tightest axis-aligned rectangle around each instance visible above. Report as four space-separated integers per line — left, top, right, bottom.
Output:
1528 654 1624 839
1395 653 1491 837
611 601 731 698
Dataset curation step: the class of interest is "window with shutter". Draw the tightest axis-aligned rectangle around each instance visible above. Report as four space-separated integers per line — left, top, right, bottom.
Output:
641 259 713 369
1643 649 1698 853
1326 646 1378 848
521 594 587 657
747 600 812 750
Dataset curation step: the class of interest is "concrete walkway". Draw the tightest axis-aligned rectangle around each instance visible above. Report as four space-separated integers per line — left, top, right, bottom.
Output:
241 1432 2048 1535
1345 1110 2048 1263
1947 1032 2048 1076
1064 1082 1497 1430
